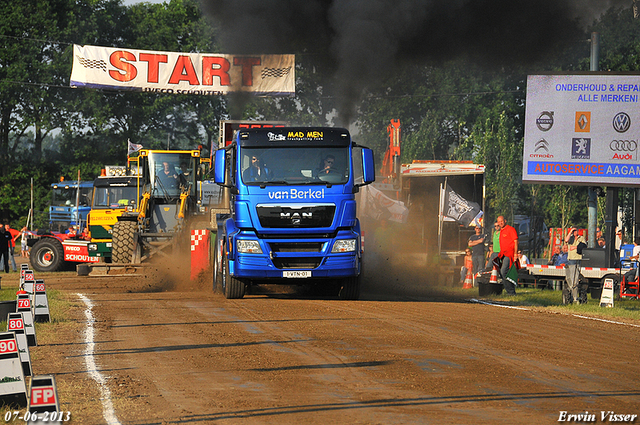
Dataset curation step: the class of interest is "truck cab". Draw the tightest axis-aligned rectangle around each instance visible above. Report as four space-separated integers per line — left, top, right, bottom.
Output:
213 127 375 299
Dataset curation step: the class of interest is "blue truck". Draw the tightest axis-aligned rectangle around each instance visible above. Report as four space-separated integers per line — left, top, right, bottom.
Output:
212 127 375 299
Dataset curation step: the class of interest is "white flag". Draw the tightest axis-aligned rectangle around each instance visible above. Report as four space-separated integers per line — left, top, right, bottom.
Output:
128 140 143 155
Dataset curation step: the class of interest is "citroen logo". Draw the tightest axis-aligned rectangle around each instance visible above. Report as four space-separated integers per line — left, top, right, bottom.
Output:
535 139 549 152
613 112 631 133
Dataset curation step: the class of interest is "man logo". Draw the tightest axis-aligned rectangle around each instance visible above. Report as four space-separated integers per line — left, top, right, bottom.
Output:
612 112 631 133
575 112 590 132
535 139 549 152
536 111 554 131
571 138 591 159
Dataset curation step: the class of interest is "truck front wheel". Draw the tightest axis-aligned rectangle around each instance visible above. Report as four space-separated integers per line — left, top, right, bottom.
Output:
338 275 361 300
223 255 245 299
213 234 223 292
112 221 136 264
30 238 64 272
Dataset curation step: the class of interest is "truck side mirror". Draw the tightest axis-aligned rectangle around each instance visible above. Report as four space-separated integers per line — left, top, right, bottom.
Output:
214 149 226 185
361 148 375 185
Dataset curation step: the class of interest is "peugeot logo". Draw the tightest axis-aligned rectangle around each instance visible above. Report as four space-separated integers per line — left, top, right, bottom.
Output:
536 111 554 131
535 139 549 152
613 112 631 133
610 140 637 151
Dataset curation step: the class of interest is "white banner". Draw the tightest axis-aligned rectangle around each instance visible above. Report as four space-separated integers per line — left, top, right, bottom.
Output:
362 185 409 223
70 44 295 96
523 74 640 186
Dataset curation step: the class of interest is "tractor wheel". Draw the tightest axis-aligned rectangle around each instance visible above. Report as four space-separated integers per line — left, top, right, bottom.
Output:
112 221 137 264
223 254 245 299
30 238 65 272
338 275 361 300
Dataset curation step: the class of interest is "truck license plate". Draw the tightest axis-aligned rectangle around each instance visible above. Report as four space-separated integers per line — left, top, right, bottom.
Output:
283 271 311 278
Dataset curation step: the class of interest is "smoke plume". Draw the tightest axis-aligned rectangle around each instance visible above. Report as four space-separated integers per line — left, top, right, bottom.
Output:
201 0 629 124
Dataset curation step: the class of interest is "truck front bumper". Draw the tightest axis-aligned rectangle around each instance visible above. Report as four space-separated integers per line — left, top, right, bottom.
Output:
232 252 359 280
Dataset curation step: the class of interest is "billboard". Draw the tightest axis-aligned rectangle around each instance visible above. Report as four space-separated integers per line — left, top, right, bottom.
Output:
70 44 295 96
523 74 640 187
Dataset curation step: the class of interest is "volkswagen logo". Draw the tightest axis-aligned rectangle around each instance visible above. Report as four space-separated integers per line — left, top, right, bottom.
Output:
609 140 637 151
536 111 554 131
612 112 631 133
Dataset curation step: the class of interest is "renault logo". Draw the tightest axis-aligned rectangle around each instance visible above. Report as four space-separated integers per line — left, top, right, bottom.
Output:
575 112 590 132
613 112 631 133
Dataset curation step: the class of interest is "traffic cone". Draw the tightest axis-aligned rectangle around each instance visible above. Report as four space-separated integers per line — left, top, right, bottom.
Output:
489 265 499 284
463 270 473 289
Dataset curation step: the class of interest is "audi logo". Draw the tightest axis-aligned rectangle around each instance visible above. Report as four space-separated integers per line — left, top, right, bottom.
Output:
609 140 637 151
613 112 631 133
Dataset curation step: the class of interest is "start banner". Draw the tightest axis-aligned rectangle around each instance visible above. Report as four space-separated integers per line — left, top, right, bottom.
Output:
70 44 295 96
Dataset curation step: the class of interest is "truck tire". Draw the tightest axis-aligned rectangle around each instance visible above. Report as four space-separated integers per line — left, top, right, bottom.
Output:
112 221 136 264
338 275 361 300
30 238 65 273
223 255 245 299
213 234 223 292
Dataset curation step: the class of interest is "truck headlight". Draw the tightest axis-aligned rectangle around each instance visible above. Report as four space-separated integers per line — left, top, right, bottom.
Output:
332 239 356 253
237 240 263 254
88 244 98 251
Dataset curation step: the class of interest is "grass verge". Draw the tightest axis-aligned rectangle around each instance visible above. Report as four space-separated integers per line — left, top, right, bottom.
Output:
470 286 640 322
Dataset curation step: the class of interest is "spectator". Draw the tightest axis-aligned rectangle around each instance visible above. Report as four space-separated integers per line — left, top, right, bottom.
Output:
485 222 501 271
597 237 606 248
596 227 603 240
497 215 518 295
565 227 586 303
548 245 561 265
468 226 486 274
0 225 10 273
460 248 473 284
566 228 586 265
623 237 640 283
555 245 569 266
20 226 30 258
517 250 530 266
4 224 19 272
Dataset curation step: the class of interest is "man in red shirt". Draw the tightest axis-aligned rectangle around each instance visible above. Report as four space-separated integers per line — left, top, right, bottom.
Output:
5 224 20 272
497 215 518 295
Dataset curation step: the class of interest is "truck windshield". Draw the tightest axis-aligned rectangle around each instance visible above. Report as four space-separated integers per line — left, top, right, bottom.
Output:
51 185 93 207
240 147 349 185
93 186 139 208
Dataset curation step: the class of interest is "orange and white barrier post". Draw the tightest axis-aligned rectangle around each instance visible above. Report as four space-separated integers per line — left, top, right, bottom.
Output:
190 229 210 281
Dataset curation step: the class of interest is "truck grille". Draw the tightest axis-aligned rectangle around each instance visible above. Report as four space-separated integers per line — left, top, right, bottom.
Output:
272 258 323 269
257 205 335 228
269 242 323 253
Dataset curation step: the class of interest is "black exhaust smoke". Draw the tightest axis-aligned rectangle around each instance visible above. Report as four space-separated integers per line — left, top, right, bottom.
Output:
201 0 628 125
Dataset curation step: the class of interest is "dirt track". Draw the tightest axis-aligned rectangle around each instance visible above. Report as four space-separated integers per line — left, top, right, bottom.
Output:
6 256 640 424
